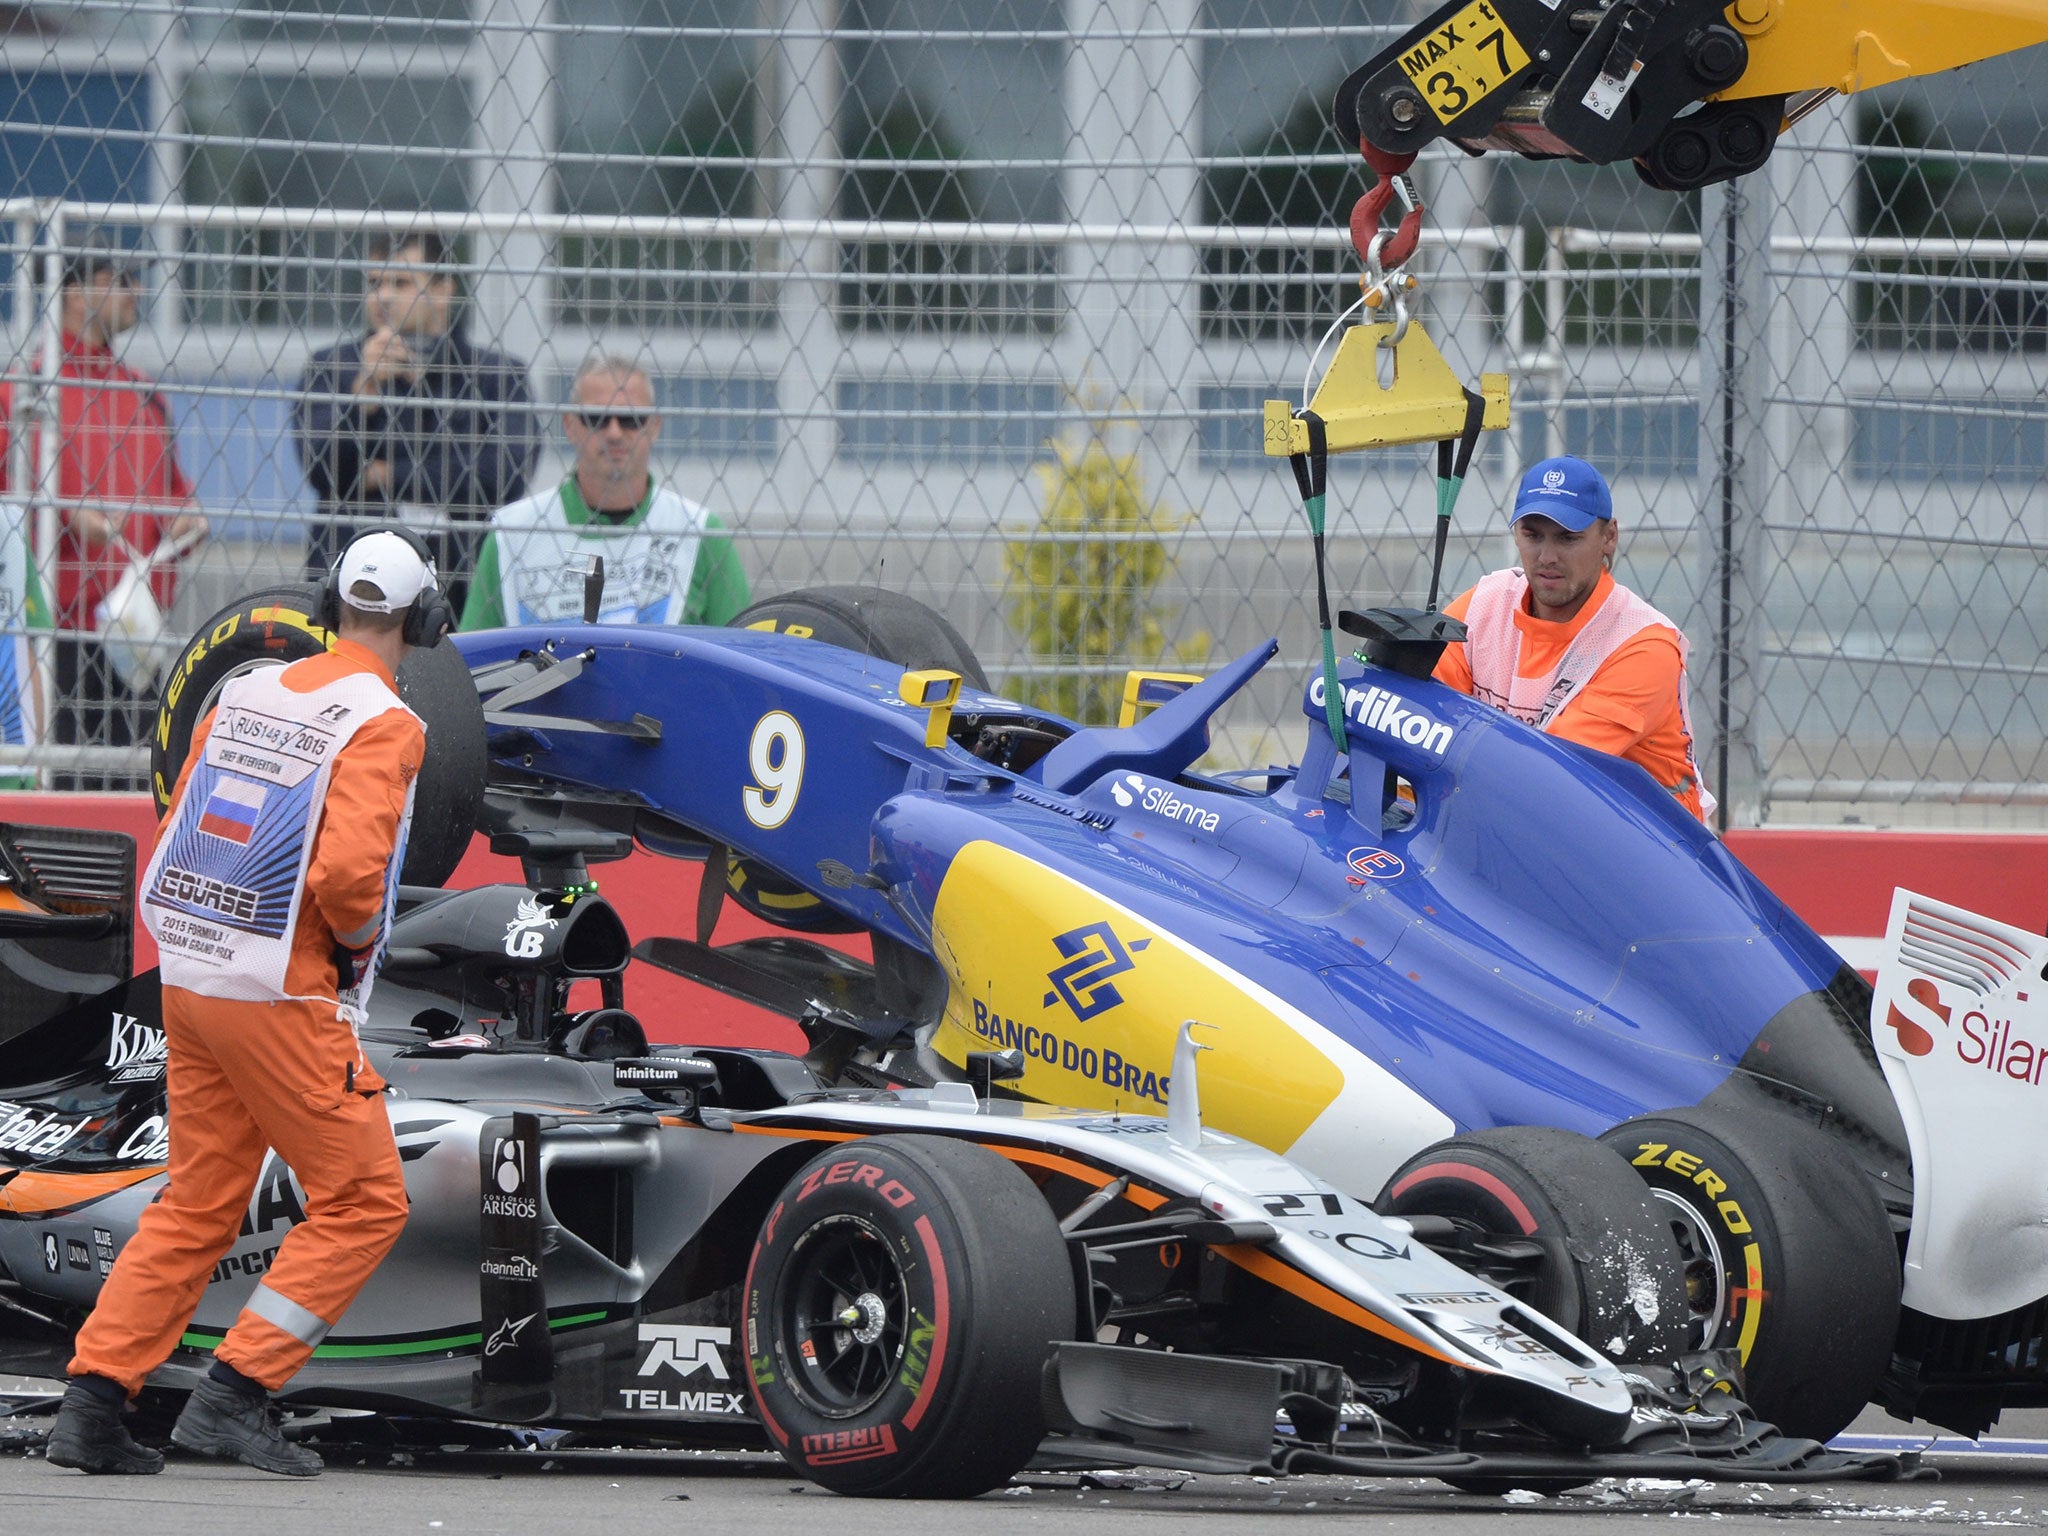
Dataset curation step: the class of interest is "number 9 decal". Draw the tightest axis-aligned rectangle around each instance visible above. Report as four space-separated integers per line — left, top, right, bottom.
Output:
744 711 806 829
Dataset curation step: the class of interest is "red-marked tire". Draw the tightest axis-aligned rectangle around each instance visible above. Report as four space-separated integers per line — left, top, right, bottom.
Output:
1600 1104 1899 1443
743 1135 1073 1497
1377 1125 1688 1366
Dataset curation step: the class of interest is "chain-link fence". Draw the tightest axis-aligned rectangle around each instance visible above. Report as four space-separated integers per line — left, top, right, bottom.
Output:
1 2 2043 823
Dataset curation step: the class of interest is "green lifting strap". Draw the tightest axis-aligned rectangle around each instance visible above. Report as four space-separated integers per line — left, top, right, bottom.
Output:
1287 410 1347 751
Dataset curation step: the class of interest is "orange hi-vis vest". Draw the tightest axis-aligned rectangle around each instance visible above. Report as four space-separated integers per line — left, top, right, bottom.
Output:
1459 568 1715 822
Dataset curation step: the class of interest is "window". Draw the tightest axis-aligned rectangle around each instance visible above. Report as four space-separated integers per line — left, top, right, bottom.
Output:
837 378 1059 465
554 0 770 329
180 70 472 329
0 70 152 316
837 0 1064 335
1201 0 1382 342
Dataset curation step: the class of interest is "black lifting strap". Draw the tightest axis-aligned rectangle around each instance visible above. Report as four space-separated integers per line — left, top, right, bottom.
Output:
1426 387 1490 614
1288 410 1346 750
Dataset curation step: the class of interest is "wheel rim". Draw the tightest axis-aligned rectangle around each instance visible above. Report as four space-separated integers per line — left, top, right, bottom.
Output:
193 655 289 727
776 1213 910 1418
1649 1188 1728 1350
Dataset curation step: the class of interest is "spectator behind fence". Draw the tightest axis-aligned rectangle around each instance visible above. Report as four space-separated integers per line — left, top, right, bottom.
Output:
294 230 537 613
0 242 208 790
459 356 750 630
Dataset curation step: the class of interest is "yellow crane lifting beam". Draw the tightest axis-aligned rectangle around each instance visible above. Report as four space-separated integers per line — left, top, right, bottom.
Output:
1263 323 1510 459
1722 0 2048 102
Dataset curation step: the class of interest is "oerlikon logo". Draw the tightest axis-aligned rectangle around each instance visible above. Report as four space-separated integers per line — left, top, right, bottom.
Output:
1884 976 1949 1057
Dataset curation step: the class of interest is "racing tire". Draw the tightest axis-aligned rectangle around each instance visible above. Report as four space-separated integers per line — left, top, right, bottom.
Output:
149 584 486 889
721 587 988 933
743 1134 1074 1498
729 585 990 692
1377 1125 1689 1367
1599 1103 1900 1444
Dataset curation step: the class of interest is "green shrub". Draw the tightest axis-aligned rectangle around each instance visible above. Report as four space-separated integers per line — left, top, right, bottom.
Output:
1004 412 1206 723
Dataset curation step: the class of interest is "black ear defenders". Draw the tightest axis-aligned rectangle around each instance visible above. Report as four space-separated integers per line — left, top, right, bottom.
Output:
317 525 455 648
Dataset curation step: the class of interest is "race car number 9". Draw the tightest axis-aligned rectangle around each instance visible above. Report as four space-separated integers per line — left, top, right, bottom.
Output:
743 711 806 829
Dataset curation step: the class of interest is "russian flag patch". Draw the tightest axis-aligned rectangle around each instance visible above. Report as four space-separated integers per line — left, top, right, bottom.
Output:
197 777 266 844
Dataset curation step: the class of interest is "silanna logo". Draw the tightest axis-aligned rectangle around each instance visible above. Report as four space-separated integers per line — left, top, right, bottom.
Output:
1884 977 1946 1057
1043 921 1150 1021
1108 773 1220 833
1886 973 2048 1085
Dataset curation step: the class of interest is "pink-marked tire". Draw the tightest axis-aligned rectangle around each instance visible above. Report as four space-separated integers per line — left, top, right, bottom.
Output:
1377 1125 1688 1366
743 1135 1073 1497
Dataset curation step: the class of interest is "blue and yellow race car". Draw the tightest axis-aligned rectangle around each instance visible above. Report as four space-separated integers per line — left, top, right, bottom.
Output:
96 569 2042 1448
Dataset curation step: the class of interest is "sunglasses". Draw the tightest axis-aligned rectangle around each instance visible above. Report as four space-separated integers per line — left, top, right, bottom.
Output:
576 410 654 431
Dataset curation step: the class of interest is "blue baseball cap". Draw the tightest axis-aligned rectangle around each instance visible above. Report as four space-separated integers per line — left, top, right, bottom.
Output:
1510 456 1613 532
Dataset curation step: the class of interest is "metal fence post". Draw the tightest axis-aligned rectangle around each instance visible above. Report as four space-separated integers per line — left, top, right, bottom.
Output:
1065 0 1202 485
768 0 841 524
29 207 62 786
1697 176 1775 829
471 0 556 380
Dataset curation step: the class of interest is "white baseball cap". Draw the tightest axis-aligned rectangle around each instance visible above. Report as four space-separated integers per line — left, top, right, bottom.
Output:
337 530 436 612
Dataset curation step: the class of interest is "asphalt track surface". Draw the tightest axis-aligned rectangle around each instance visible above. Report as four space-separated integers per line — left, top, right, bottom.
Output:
6 1399 2048 1534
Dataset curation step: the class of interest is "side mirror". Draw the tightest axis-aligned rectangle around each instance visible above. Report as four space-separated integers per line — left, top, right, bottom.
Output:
568 553 606 623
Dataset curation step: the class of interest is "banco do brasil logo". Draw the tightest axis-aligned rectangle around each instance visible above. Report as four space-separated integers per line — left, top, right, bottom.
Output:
1044 921 1151 1021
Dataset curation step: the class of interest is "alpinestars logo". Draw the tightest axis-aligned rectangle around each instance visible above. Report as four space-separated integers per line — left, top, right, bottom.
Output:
484 1312 536 1356
638 1324 731 1380
1043 921 1150 1021
105 1012 168 1083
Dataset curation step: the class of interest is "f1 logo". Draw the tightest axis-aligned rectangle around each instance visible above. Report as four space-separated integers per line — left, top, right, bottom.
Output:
491 1137 527 1194
638 1324 731 1381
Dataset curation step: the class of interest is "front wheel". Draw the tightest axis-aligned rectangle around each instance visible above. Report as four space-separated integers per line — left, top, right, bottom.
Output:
744 1135 1074 1497
1599 1103 1900 1443
1378 1124 1688 1366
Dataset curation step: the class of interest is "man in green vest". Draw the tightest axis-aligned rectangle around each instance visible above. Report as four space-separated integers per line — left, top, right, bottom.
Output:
459 356 750 630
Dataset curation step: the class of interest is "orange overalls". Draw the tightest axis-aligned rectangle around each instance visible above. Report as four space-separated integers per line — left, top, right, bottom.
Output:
70 639 422 1393
1434 568 1713 824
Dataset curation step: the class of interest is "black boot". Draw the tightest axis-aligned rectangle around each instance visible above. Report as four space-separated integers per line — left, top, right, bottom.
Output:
169 1376 322 1477
45 1380 165 1475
